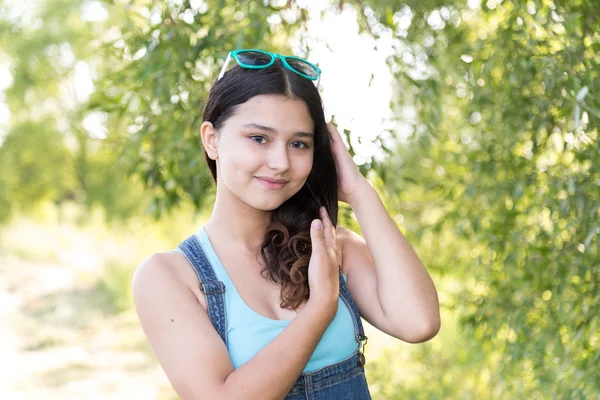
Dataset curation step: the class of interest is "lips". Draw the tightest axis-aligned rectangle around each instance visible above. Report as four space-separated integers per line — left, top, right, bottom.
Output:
256 177 287 190
256 177 289 184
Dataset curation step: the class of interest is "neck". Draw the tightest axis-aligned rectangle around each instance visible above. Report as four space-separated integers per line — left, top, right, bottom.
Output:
204 191 273 255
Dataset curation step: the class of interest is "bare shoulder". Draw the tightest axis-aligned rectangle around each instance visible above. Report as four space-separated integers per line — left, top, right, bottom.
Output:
132 252 181 305
133 250 191 284
131 251 232 398
336 225 353 242
133 252 179 285
134 251 207 307
335 226 354 275
336 225 362 242
336 226 372 277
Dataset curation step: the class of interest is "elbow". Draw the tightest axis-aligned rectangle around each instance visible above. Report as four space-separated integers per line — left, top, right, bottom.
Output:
420 316 441 342
416 315 441 343
179 387 228 400
399 315 441 344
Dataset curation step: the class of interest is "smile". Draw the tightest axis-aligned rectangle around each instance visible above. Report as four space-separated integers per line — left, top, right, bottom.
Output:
256 177 287 190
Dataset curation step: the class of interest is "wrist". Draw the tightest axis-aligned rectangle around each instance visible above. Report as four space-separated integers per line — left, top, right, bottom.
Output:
347 179 375 208
306 296 338 321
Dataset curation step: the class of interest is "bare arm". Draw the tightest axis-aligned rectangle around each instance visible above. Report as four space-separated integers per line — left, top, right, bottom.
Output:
223 298 335 398
132 212 339 400
132 254 335 400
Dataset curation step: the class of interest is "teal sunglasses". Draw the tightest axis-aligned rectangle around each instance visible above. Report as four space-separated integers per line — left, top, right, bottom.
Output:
216 49 322 87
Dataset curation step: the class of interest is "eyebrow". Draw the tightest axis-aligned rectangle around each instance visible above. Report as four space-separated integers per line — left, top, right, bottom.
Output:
242 123 314 139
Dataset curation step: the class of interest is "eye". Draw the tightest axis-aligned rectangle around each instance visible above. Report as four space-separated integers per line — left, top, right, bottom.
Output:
250 136 311 149
292 141 310 149
250 135 267 144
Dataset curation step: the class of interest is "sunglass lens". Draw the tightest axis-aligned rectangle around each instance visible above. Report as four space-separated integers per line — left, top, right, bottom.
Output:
286 58 318 78
237 51 273 66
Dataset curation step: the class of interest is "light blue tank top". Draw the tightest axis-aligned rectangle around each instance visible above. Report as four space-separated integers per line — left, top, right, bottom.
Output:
180 226 358 373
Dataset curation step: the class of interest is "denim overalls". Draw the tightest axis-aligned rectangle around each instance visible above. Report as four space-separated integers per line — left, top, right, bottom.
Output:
178 233 372 399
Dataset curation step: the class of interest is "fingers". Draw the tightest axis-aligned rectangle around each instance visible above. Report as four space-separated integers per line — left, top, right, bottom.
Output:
311 218 324 246
310 207 336 255
326 123 342 146
319 206 336 251
326 123 335 142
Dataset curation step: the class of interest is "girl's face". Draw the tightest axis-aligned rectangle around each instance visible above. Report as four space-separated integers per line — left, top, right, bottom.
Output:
204 94 315 211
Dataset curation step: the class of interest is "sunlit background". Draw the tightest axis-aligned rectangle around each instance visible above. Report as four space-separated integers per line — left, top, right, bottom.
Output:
1 0 598 398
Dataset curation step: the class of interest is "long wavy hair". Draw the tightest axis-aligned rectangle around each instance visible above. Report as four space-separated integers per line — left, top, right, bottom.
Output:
201 57 339 310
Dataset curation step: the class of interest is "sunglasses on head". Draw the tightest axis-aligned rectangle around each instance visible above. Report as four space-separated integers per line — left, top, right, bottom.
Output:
216 49 322 88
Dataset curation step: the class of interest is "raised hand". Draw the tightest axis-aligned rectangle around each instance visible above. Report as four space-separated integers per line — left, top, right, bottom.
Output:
307 206 340 316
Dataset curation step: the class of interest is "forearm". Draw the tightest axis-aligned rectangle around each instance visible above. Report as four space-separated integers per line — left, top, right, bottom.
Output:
348 182 440 334
220 301 335 400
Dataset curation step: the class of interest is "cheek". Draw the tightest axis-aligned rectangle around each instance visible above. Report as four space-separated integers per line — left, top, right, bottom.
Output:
233 154 265 183
219 153 249 183
224 142 259 171
301 153 314 175
292 154 314 182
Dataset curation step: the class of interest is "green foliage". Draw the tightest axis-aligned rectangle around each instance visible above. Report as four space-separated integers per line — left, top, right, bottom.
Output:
346 0 599 396
90 0 310 218
0 0 135 222
97 258 137 313
1 0 598 397
1 120 76 209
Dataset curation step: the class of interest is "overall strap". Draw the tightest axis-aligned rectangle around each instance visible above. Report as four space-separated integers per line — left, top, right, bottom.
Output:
338 270 368 367
177 234 228 348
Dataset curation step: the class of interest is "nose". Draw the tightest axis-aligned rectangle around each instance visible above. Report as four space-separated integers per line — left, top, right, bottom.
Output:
266 143 291 172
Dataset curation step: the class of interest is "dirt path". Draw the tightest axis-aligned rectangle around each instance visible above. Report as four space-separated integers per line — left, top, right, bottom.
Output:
0 219 178 399
0 217 392 399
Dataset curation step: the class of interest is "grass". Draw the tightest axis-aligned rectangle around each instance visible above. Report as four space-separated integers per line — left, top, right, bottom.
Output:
0 201 204 399
1 200 457 399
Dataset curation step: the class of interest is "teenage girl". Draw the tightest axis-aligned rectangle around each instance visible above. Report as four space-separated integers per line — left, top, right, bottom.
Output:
132 49 440 399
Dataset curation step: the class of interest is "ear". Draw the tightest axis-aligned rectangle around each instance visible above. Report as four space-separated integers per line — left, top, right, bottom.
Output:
200 121 219 160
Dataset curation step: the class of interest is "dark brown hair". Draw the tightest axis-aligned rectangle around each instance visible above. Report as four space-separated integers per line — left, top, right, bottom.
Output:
201 58 339 310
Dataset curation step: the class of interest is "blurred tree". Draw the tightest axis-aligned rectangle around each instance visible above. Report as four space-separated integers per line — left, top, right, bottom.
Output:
1 0 598 397
0 121 76 209
89 0 311 218
344 0 599 397
0 0 153 222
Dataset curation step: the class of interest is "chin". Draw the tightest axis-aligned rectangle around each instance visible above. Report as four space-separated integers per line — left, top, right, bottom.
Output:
251 202 283 212
251 191 295 212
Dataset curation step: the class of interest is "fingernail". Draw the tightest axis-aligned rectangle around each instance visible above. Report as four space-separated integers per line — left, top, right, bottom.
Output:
313 220 322 229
